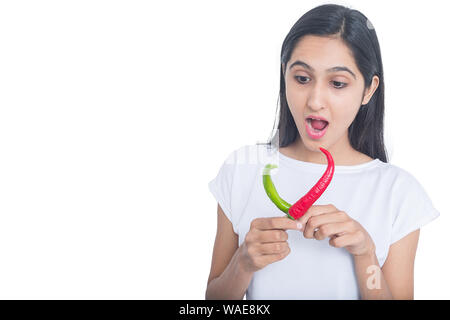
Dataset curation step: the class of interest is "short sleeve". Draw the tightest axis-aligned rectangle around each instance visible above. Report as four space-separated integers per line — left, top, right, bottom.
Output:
208 150 237 233
390 173 440 245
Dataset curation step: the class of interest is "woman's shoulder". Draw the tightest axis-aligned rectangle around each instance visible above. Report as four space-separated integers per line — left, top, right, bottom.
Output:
223 143 276 166
376 159 411 175
376 160 427 193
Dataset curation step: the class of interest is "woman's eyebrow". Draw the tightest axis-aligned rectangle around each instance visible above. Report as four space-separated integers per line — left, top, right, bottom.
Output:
288 60 356 79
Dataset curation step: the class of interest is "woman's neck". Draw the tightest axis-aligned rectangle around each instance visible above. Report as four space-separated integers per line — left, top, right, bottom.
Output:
279 138 374 166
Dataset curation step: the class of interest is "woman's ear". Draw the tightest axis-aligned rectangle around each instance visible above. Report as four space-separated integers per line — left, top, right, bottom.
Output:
362 75 380 105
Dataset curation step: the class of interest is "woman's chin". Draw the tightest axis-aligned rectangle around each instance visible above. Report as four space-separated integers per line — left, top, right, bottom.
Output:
300 133 325 151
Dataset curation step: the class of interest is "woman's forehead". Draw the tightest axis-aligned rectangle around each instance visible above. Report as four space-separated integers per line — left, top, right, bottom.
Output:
289 35 358 73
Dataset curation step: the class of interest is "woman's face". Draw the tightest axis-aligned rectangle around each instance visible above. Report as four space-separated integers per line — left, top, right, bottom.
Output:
283 35 378 152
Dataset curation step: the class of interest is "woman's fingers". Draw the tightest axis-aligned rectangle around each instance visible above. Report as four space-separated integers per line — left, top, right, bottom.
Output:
247 216 303 243
261 229 289 243
243 216 300 272
296 204 339 227
251 216 302 231
248 229 288 243
309 221 353 240
303 212 352 239
328 233 356 248
258 241 290 255
259 246 291 265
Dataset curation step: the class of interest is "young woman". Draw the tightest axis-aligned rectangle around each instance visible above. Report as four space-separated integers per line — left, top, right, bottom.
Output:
206 4 440 300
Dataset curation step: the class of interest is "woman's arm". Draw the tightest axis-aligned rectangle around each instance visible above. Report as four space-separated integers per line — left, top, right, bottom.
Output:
353 250 393 299
296 204 421 299
205 204 300 299
354 229 420 300
205 204 254 300
381 229 420 299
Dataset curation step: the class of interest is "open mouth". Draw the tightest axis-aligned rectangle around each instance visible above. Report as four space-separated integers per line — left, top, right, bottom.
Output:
304 116 329 140
306 117 329 132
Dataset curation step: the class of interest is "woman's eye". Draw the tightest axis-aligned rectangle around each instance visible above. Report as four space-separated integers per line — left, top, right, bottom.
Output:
294 76 309 84
294 76 347 89
332 81 347 89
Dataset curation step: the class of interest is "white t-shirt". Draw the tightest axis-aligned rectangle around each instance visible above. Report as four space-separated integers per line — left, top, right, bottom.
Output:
208 143 440 300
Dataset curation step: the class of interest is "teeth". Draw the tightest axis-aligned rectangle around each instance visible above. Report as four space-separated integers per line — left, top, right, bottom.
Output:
308 118 327 122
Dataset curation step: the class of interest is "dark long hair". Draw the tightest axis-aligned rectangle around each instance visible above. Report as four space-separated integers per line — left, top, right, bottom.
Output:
265 3 389 163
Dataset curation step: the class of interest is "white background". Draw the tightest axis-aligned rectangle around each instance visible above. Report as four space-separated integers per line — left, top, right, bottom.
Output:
0 0 448 299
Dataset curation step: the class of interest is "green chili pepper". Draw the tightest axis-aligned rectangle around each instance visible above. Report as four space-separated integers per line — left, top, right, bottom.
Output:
262 164 295 220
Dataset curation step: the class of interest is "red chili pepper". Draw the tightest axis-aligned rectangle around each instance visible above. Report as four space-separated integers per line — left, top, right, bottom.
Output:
288 147 335 219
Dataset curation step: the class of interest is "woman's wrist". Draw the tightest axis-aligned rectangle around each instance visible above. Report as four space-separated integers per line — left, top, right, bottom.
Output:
352 241 377 261
353 250 377 266
236 245 255 276
206 246 255 300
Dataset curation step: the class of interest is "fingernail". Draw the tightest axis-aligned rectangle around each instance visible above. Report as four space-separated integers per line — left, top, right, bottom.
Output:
297 222 303 230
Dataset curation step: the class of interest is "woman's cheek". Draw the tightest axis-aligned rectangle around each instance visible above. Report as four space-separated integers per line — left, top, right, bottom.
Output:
331 114 351 135
286 95 307 118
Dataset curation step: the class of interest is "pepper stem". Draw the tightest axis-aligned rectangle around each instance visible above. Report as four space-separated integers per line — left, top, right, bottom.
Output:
263 163 294 220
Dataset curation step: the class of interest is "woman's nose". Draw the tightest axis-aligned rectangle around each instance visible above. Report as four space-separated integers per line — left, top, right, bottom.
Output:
307 83 327 111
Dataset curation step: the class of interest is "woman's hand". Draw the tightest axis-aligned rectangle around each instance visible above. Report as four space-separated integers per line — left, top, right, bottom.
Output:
296 204 376 257
239 216 302 273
